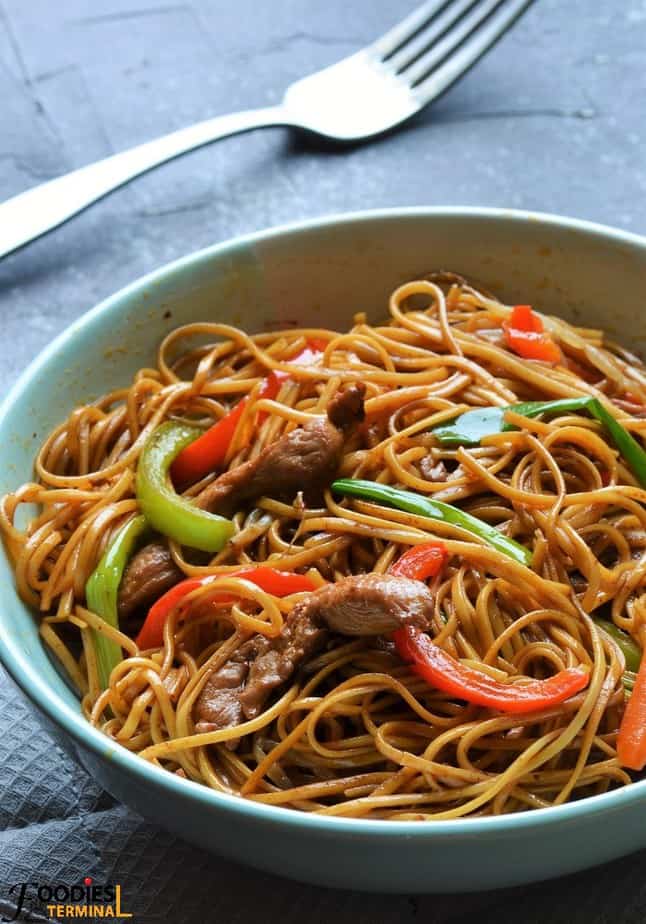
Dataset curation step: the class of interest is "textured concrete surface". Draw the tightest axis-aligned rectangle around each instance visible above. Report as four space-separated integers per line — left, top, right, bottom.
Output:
0 0 645 921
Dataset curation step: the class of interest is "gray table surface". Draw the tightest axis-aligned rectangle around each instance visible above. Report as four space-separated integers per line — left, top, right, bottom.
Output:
1 1 645 921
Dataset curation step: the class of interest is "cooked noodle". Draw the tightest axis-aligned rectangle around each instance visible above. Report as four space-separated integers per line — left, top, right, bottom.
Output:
4 273 646 819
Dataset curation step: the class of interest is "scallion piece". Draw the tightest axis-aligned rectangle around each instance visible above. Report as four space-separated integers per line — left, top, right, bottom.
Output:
593 616 641 673
432 396 646 488
332 479 532 567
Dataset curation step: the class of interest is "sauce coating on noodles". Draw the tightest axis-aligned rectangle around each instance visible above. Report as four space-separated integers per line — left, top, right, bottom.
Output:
3 273 646 819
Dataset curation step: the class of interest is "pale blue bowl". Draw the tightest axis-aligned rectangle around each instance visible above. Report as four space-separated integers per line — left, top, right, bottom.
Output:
1 208 646 893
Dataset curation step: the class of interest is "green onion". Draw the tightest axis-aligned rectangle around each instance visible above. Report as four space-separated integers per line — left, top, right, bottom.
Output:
332 479 532 567
433 397 590 446
85 514 148 689
593 616 642 673
432 396 646 488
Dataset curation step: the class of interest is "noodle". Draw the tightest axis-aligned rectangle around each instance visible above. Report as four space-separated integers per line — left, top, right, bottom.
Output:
3 273 645 819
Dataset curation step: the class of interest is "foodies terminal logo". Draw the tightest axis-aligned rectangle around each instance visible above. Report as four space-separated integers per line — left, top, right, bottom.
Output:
2 877 132 921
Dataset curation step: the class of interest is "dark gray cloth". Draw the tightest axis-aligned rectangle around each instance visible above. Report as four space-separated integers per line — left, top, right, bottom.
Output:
2 668 646 924
0 0 645 920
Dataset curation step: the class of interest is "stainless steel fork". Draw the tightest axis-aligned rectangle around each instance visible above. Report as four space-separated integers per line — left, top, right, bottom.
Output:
0 0 535 260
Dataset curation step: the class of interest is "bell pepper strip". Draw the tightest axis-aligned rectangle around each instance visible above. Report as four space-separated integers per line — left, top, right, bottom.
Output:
170 375 277 488
502 305 562 364
392 625 589 714
136 422 234 553
136 567 319 649
86 514 148 689
332 478 532 567
617 651 646 771
390 542 447 581
431 395 646 488
170 339 327 487
593 616 641 674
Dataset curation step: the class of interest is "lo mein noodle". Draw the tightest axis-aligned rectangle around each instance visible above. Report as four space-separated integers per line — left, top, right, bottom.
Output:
3 272 646 819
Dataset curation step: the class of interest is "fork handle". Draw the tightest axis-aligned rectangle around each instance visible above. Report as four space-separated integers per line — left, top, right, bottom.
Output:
0 105 288 260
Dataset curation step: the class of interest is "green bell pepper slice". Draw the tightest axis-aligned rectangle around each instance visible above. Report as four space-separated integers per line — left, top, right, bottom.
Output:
136 422 234 553
86 514 148 689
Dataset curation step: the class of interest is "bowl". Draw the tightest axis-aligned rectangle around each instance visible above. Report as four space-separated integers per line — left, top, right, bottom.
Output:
1 207 646 894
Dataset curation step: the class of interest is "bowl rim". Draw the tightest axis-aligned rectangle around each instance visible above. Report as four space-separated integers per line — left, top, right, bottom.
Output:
2 204 646 838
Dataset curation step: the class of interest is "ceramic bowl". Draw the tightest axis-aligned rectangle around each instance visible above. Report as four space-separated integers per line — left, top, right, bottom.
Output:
1 208 646 893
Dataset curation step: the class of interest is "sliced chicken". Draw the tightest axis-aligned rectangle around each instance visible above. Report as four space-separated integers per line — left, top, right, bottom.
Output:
117 541 184 620
194 384 365 516
195 573 434 733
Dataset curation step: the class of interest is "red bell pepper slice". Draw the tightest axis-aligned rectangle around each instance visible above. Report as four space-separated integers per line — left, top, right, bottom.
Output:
392 625 589 714
502 305 562 364
171 339 327 487
136 567 318 649
618 652 646 770
390 542 447 581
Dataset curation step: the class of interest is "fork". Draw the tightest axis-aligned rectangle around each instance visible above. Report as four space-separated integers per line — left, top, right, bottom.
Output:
0 0 535 260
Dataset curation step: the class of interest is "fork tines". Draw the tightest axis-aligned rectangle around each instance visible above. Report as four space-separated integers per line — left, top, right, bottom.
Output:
373 0 535 102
